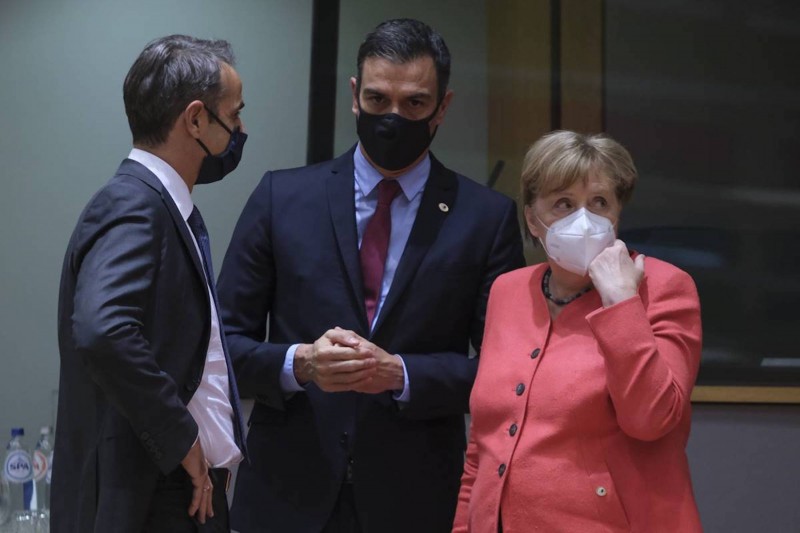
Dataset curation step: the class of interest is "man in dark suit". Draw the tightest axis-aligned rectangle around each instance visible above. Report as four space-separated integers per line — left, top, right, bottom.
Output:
220 19 525 533
53 35 248 532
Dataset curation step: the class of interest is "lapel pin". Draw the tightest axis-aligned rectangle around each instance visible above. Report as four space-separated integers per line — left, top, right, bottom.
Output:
438 203 449 213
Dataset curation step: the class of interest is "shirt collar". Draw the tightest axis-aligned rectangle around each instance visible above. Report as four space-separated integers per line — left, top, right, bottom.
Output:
353 143 430 201
128 148 194 221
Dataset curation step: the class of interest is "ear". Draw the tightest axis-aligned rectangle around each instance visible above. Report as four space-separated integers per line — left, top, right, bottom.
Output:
350 77 359 116
524 204 543 240
430 89 454 129
184 100 206 139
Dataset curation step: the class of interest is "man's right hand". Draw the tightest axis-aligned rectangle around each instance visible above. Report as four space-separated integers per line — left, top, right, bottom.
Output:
181 438 214 524
294 328 377 392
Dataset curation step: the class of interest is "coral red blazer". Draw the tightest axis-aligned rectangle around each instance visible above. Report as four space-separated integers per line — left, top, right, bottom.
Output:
454 258 703 532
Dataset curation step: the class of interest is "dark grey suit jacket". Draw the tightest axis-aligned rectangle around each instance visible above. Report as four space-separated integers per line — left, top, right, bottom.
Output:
52 159 212 532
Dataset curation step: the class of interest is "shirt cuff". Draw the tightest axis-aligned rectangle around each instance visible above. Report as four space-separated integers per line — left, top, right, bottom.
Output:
280 344 306 393
391 355 411 403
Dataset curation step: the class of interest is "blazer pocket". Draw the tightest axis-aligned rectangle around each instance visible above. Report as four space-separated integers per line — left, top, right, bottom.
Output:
586 465 631 531
578 438 631 530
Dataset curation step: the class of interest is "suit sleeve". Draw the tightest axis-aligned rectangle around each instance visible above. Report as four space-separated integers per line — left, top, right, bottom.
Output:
399 199 525 420
217 172 293 410
70 187 197 474
586 264 702 441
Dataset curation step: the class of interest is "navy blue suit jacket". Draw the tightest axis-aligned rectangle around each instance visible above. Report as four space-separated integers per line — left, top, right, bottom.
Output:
219 147 524 533
53 160 217 532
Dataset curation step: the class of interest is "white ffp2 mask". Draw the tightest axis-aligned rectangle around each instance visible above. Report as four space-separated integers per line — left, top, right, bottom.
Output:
538 208 616 276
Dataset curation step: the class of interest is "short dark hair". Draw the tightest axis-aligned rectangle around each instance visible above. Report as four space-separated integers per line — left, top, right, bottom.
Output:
123 35 235 147
356 19 451 103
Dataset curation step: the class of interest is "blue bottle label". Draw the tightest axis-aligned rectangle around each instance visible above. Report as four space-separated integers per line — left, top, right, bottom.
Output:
3 450 33 483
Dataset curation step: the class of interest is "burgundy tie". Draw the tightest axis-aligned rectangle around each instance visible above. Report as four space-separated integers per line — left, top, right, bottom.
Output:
360 179 402 326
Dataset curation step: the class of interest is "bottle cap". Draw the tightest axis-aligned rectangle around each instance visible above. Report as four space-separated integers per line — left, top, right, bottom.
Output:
40 427 50 435
11 427 24 437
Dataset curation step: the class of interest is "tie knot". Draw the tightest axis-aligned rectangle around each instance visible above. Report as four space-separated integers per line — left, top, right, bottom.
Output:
377 179 402 207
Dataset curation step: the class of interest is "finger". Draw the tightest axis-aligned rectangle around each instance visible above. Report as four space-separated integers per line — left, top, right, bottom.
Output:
319 358 377 375
197 478 213 524
356 342 387 358
324 328 362 347
316 345 374 361
196 496 206 524
587 253 603 274
319 377 373 393
205 479 215 519
188 483 202 518
634 254 646 271
319 366 377 386
349 377 378 393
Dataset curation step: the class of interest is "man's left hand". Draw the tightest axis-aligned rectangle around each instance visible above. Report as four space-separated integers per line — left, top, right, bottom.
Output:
340 331 405 394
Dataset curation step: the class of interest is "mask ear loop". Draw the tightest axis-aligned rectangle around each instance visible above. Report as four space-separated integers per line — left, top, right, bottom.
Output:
196 103 236 156
203 104 233 134
425 93 448 141
533 213 555 259
196 138 213 156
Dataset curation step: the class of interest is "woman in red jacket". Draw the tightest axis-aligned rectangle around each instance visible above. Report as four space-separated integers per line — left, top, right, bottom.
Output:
453 131 703 533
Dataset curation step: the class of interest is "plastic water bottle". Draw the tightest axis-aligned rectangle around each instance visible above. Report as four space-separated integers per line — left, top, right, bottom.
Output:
31 427 52 532
0 472 10 527
2 429 34 532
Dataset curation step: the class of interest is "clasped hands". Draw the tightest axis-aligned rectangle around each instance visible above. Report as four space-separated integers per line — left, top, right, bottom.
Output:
293 327 405 394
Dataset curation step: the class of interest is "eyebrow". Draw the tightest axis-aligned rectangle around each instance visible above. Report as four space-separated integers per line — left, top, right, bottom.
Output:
362 88 385 97
361 88 432 100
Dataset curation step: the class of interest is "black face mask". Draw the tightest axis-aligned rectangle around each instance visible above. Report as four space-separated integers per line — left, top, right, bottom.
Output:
356 103 439 171
195 106 248 184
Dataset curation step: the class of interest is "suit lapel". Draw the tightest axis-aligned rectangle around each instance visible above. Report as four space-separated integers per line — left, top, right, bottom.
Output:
326 148 370 331
372 154 458 334
119 159 208 296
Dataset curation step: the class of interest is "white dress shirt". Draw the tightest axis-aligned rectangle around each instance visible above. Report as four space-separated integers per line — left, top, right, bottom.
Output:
128 148 242 468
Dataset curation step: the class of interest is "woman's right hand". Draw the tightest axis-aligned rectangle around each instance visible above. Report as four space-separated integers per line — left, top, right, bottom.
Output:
588 239 645 308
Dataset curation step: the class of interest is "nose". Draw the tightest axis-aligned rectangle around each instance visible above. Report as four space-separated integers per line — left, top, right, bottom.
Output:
376 116 399 140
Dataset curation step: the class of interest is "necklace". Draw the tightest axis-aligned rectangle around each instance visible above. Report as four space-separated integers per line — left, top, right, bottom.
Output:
541 268 592 306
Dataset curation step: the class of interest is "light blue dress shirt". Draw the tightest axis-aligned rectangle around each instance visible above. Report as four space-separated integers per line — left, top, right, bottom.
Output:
279 144 430 401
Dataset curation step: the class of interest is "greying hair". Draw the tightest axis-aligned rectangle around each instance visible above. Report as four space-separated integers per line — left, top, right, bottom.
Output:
123 35 235 147
356 19 451 103
521 130 638 208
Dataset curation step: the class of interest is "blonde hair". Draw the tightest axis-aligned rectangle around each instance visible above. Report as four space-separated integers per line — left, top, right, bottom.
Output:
520 130 638 207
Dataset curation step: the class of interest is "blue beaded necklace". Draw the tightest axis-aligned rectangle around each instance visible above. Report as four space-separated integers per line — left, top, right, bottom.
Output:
541 268 592 305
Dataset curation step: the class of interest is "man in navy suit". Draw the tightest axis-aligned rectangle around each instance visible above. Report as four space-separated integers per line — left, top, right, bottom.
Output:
220 19 525 533
53 35 247 532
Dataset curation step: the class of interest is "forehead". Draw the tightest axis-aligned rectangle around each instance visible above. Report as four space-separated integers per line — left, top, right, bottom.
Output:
360 55 437 93
540 171 615 198
219 63 242 102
